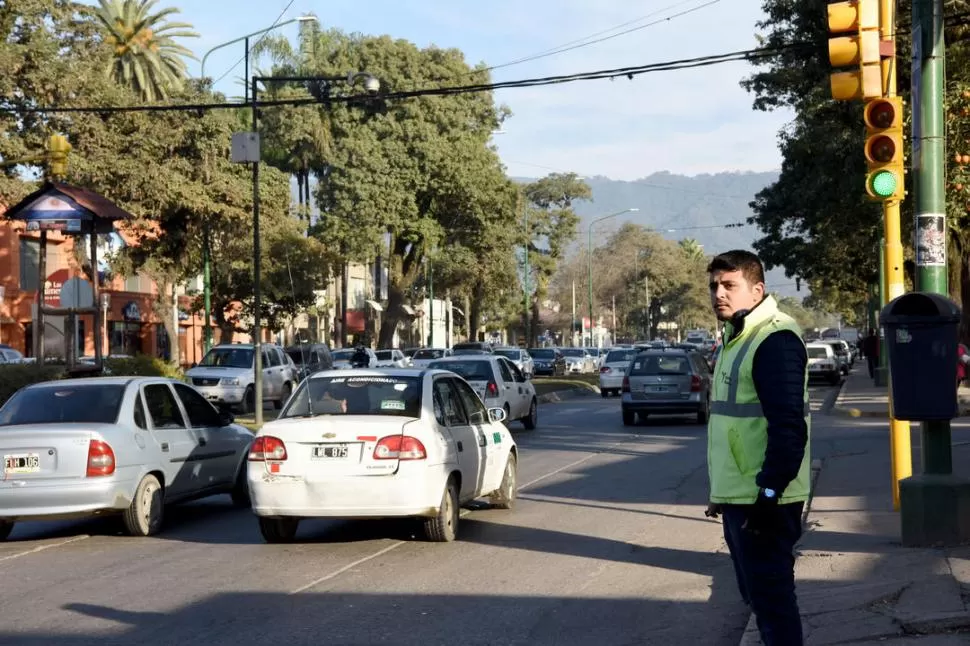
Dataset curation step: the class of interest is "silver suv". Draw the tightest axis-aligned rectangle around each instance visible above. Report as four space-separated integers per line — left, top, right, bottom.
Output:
186 343 299 413
620 348 712 426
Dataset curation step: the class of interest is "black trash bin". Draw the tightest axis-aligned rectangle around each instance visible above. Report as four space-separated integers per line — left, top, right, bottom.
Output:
879 292 962 421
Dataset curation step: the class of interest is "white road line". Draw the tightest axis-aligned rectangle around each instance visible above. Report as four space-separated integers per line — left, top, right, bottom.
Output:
519 453 601 491
289 509 474 595
0 535 89 564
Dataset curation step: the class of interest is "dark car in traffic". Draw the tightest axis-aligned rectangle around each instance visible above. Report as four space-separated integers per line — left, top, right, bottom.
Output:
528 347 566 376
285 343 333 381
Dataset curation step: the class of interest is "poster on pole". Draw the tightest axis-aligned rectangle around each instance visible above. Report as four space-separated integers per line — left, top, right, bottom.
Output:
916 213 946 266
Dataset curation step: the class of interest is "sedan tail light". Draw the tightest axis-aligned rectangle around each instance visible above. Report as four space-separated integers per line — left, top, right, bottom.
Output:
374 436 427 460
690 375 702 392
600 366 611 374
249 436 287 461
86 440 115 477
486 381 499 397
622 376 630 393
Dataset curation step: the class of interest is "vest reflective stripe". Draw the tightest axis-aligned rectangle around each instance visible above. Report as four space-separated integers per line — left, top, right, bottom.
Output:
708 296 811 505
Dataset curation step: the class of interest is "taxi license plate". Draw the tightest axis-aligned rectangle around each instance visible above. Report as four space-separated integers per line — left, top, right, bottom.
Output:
645 385 672 393
313 444 349 459
4 453 40 474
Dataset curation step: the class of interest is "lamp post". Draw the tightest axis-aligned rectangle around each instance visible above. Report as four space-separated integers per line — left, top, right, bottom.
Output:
199 15 317 356
634 249 650 340
587 208 638 348
246 71 379 426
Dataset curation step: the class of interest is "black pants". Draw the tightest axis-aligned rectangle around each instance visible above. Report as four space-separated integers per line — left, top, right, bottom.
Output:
867 355 876 378
722 502 805 646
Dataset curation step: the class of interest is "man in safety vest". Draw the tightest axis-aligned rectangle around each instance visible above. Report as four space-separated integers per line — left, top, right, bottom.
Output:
703 250 810 646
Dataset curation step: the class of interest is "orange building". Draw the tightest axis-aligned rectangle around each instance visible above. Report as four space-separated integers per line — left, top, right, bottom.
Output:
0 207 217 367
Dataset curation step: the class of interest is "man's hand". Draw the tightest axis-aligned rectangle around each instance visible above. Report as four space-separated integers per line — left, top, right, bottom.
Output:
704 503 723 519
742 488 779 535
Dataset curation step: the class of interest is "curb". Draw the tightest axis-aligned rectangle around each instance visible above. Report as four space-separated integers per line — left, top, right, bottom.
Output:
536 386 600 404
738 459 824 646
830 377 970 418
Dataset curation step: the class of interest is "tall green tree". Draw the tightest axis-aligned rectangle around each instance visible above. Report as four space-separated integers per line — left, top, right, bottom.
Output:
94 0 198 102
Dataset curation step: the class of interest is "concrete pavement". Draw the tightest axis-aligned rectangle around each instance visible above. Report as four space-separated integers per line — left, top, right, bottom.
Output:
832 369 970 418
741 374 970 645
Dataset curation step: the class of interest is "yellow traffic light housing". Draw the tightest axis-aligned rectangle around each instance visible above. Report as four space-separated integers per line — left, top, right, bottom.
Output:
827 0 883 100
863 97 904 201
47 134 71 179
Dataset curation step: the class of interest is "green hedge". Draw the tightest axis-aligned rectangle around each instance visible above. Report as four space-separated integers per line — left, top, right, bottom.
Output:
0 355 184 409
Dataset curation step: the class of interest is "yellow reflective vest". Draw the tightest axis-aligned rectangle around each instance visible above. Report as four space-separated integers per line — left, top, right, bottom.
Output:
708 295 811 504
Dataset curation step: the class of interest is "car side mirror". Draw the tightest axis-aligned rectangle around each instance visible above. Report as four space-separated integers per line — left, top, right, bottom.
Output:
218 409 235 426
488 407 507 424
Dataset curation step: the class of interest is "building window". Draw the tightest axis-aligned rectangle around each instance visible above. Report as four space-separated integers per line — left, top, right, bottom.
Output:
19 239 39 292
123 273 151 293
110 322 143 356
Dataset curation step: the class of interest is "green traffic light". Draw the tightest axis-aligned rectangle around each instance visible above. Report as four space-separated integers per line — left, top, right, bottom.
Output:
870 170 898 198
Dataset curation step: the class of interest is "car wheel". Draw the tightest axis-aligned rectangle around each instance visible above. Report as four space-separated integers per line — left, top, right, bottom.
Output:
697 402 710 425
242 386 255 415
490 453 517 510
230 464 251 508
123 474 164 537
424 478 459 542
622 409 635 426
273 382 292 410
0 520 13 541
829 373 841 386
601 390 609 398
259 517 300 543
522 399 538 430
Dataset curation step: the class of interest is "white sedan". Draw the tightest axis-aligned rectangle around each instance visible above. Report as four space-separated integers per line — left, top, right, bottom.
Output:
247 369 518 543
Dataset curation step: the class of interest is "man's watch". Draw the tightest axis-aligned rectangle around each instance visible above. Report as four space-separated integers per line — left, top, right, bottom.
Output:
761 487 777 500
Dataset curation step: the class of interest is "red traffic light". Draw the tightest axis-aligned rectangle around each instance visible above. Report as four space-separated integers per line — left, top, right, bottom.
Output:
866 134 897 163
864 99 901 130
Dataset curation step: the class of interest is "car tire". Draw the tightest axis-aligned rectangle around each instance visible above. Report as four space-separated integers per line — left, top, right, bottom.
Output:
522 399 538 430
697 402 710 425
123 474 164 537
259 517 300 543
0 520 13 541
622 409 635 426
273 382 292 410
230 464 251 508
490 453 517 510
242 386 255 415
829 373 841 386
424 479 458 542
601 390 609 398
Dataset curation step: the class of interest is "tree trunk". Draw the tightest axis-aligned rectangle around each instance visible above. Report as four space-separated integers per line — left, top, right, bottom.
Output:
378 282 404 349
529 296 540 347
151 279 180 367
469 282 485 342
213 300 235 344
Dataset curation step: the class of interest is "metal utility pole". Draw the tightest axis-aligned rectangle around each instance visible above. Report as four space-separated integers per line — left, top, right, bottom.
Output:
900 0 970 546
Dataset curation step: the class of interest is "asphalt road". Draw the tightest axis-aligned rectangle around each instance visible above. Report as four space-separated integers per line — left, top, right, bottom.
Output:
0 383 839 646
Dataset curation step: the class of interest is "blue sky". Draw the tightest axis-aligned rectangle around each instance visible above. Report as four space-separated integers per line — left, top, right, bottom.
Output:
99 0 793 180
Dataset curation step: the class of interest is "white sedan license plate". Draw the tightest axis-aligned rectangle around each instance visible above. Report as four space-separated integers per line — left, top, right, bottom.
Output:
4 453 40 474
645 385 671 393
313 444 349 459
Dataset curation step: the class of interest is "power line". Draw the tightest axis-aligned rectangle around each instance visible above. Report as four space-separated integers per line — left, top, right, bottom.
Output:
211 0 297 87
484 0 721 74
0 41 812 116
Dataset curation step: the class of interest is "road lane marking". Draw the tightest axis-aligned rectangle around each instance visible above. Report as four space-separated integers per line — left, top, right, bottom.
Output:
289 510 473 595
519 453 601 491
0 535 89 564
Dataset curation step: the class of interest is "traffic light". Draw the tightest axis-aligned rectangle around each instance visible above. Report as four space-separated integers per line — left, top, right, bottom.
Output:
864 96 904 201
827 0 882 100
47 134 71 179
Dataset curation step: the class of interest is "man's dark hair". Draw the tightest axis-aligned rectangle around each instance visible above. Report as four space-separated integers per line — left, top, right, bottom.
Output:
706 250 766 285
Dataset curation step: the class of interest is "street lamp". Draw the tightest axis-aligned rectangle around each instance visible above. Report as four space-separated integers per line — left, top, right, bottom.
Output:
198 15 318 355
587 208 639 348
244 71 380 426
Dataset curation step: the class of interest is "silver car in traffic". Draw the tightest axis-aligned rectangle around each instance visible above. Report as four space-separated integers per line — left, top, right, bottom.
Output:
0 377 253 540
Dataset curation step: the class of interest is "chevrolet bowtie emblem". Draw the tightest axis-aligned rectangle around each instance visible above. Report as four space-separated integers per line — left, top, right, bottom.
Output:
322 432 337 439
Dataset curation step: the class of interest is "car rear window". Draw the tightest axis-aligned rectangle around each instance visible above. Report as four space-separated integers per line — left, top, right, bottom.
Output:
605 350 636 363
413 349 446 360
630 355 690 376
375 351 393 360
807 347 829 358
281 376 421 418
494 349 521 360
0 384 125 425
428 360 493 381
529 349 554 359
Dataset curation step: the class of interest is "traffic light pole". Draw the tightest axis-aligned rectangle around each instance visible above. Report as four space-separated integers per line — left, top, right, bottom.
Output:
900 0 970 546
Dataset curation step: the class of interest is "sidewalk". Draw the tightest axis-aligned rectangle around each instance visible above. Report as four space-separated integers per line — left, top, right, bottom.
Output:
740 376 970 645
832 369 970 418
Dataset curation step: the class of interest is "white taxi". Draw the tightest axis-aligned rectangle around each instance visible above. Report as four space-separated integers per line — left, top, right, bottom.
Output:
247 369 518 543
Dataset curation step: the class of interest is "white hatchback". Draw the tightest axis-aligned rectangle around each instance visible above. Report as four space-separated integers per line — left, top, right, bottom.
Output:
247 369 518 543
426 355 538 430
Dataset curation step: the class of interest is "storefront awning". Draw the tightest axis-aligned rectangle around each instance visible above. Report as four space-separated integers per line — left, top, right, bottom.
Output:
365 299 383 312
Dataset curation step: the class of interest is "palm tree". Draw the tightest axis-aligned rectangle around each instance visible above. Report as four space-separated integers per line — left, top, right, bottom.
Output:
94 0 199 102
678 238 705 262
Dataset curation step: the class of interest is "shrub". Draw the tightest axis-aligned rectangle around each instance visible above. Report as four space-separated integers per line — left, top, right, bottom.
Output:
0 365 67 408
104 355 185 380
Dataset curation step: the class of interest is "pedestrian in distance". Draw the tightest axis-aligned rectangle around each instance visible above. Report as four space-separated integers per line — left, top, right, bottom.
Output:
956 342 970 390
863 328 879 379
703 250 811 646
